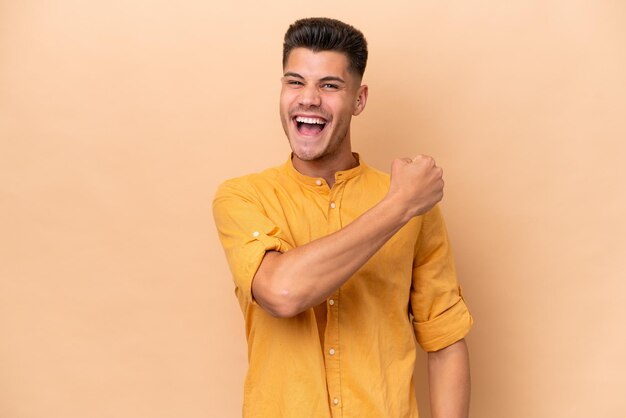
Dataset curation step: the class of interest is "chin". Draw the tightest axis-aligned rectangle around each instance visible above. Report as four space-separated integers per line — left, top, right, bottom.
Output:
290 147 325 162
288 136 326 161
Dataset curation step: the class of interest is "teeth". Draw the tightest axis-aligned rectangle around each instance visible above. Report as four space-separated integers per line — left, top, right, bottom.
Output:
295 116 326 124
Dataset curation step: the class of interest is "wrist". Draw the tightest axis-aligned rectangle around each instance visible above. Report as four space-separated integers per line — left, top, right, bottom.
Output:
380 192 415 226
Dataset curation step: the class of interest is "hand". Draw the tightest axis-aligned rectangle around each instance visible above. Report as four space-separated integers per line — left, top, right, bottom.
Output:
387 155 444 220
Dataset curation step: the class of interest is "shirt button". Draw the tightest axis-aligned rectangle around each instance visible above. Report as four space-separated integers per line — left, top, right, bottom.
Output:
252 231 260 237
333 398 340 405
328 299 335 306
315 179 322 186
330 202 336 209
329 348 335 355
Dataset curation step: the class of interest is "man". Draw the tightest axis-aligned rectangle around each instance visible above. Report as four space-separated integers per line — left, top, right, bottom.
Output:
213 17 473 418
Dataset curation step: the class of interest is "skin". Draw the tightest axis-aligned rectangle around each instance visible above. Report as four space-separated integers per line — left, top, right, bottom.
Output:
429 339 471 418
254 47 470 417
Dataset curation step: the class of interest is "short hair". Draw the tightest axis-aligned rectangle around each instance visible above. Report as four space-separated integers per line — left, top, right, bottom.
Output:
282 17 368 79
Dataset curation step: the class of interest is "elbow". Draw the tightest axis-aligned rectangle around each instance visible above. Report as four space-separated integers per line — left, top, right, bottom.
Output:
267 303 302 319
252 255 309 318
251 251 309 318
266 288 305 318
253 282 306 319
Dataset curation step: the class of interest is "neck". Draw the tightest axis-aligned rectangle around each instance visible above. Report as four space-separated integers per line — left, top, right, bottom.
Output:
292 151 358 188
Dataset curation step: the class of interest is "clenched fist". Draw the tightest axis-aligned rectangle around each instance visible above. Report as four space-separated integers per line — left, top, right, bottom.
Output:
387 155 444 221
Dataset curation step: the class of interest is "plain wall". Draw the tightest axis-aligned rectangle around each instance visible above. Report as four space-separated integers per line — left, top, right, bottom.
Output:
1 1 625 417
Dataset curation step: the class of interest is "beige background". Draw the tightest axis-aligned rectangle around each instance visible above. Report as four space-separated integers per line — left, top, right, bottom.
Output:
1 1 625 417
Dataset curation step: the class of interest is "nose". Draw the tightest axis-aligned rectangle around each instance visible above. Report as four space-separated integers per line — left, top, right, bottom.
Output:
298 85 321 107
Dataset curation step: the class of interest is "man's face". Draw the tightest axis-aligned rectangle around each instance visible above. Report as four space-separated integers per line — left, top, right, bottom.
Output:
280 48 367 164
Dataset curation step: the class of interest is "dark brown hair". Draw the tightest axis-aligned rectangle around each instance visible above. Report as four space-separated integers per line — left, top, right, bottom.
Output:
282 17 368 78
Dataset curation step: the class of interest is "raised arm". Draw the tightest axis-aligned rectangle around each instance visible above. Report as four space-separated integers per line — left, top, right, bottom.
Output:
252 155 444 318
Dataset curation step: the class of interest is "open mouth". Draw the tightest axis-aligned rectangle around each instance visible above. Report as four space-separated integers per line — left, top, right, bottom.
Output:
294 115 327 136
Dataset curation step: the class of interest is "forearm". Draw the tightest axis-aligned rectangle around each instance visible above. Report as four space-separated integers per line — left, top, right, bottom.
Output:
253 194 409 317
428 339 471 418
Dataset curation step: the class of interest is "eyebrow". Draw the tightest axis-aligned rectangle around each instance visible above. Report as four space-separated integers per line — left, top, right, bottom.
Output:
283 72 346 84
319 76 346 84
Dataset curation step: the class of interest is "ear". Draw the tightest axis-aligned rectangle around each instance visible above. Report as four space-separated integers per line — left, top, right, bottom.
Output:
353 84 368 116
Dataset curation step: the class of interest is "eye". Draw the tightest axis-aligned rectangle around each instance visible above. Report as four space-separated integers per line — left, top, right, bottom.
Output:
285 79 304 87
321 83 339 90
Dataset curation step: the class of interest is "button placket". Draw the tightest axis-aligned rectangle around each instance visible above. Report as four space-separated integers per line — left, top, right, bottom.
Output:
327 180 347 232
325 185 343 413
325 289 341 413
327 189 342 233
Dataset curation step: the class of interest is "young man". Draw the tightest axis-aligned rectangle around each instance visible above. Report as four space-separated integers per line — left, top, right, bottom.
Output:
213 17 473 418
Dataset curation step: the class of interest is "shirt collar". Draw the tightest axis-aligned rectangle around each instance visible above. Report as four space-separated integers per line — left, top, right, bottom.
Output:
283 153 365 187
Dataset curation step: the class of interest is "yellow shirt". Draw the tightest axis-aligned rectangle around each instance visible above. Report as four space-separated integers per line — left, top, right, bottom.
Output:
213 155 473 418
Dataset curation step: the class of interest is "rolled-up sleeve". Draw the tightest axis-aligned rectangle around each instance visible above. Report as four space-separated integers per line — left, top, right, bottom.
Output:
410 205 473 352
212 179 293 307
